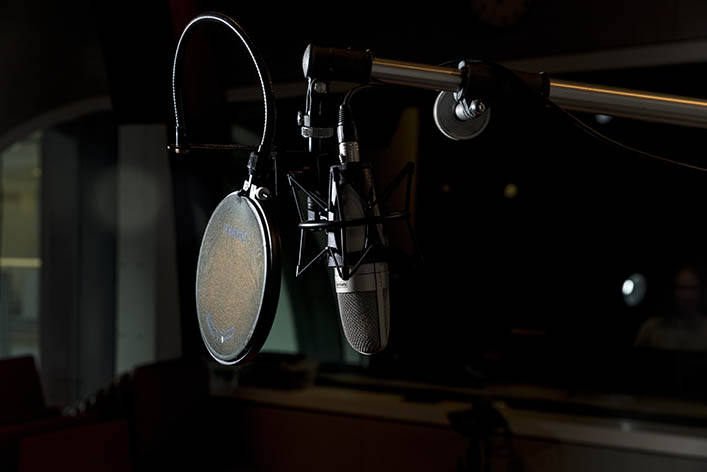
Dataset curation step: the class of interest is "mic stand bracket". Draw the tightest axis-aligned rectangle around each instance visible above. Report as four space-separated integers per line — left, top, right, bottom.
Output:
299 78 335 140
456 61 550 106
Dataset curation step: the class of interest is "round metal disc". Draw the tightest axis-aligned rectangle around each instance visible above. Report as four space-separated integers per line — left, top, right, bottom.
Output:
433 91 491 141
195 191 280 365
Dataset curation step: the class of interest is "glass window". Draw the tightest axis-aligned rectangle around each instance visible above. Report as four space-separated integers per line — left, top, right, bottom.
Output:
0 131 42 360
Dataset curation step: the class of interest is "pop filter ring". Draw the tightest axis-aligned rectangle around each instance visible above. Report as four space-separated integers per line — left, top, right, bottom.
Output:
171 12 281 365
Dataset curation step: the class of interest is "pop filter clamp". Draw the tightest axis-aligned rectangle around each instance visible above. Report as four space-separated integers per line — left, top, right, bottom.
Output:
171 12 281 365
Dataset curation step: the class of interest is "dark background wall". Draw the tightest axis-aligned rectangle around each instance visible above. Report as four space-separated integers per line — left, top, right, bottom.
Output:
3 0 707 400
3 2 707 471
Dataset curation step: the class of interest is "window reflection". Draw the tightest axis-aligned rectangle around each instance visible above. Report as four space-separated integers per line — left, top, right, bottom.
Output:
635 264 707 351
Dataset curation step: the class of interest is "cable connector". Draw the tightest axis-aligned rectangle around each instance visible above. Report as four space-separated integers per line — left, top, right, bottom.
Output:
337 105 360 163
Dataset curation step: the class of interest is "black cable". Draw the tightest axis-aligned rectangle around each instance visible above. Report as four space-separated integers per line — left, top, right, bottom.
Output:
342 84 373 107
481 60 707 173
543 98 707 173
338 85 375 144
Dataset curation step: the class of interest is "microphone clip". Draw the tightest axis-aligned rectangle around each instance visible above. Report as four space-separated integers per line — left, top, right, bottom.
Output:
299 78 335 140
287 161 416 280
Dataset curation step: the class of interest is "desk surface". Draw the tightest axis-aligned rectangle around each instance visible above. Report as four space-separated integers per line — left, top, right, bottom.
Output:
216 373 707 460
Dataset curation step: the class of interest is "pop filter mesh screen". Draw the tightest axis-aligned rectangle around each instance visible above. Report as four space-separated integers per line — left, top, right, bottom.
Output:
196 192 267 363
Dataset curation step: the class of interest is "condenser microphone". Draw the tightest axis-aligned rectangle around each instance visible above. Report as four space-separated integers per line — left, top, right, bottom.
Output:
328 105 390 355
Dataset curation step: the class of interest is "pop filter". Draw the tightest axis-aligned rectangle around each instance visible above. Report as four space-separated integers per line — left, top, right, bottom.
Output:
195 186 280 364
172 12 280 365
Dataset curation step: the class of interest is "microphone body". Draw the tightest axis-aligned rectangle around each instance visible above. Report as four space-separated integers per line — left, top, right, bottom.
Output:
327 159 390 355
333 261 390 355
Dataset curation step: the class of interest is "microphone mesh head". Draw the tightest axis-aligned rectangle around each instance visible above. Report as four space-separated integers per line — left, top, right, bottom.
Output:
337 289 388 355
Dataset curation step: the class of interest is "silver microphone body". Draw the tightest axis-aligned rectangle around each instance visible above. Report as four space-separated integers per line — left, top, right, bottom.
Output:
327 155 390 355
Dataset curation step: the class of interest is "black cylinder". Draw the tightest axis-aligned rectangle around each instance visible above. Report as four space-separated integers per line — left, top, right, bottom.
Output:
302 44 373 83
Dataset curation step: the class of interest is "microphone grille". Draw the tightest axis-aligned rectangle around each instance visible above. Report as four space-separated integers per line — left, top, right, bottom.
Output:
337 289 388 355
